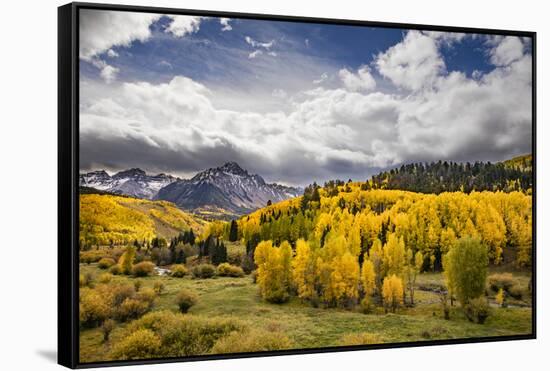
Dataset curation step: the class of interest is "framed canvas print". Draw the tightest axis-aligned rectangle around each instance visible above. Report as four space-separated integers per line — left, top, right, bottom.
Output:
58 2 536 368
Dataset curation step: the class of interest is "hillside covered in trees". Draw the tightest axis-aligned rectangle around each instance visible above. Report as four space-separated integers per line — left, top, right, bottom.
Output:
79 194 208 248
363 154 532 194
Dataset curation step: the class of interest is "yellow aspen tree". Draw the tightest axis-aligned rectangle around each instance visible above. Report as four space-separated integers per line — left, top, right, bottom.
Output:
382 233 406 278
368 238 384 294
292 239 318 300
360 258 376 311
382 274 404 313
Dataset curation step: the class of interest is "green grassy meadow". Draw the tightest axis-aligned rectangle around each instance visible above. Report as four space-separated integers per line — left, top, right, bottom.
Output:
79 262 532 363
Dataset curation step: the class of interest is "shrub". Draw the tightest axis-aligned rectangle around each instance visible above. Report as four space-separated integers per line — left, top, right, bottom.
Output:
98 273 113 284
340 332 383 346
116 298 150 321
251 270 258 283
464 296 491 324
110 329 162 360
382 275 404 313
80 250 105 264
191 264 216 279
175 289 198 313
171 264 189 278
488 273 516 293
79 274 87 287
508 284 524 299
217 263 245 277
116 311 243 358
132 261 155 277
109 264 122 275
101 319 116 342
97 257 116 270
80 289 110 327
211 330 292 354
153 281 165 295
105 284 136 307
134 280 143 292
360 297 374 314
136 288 157 309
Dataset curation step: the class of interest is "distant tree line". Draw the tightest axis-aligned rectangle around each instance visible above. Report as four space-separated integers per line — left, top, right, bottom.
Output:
363 160 532 194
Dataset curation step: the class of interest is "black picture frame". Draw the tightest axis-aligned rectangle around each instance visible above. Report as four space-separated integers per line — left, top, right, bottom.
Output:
58 2 537 368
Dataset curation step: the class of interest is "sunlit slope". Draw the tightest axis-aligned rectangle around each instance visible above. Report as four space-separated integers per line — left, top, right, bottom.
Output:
79 194 208 246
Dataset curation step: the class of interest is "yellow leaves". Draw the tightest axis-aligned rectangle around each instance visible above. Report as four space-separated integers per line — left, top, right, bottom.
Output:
321 251 360 306
292 239 318 300
79 194 207 246
382 233 406 277
361 259 376 297
382 274 404 313
254 240 292 303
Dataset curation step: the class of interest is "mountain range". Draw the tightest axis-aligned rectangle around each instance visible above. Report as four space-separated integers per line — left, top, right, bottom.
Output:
79 162 301 218
79 168 179 199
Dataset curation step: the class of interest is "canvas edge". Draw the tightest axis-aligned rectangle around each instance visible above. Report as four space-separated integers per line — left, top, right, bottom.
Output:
57 2 537 369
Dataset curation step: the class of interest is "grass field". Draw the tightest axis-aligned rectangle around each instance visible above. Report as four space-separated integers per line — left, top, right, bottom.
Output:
79 263 532 363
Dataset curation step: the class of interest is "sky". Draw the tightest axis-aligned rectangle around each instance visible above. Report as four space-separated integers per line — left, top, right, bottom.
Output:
79 9 533 187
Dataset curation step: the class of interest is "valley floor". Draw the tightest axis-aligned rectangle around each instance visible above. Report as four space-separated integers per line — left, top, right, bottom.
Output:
79 264 532 363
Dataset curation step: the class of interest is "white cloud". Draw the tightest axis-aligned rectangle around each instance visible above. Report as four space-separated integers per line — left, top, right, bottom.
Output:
422 31 467 45
268 51 278 57
165 15 202 37
79 9 161 60
375 30 445 91
245 36 274 49
313 73 328 85
220 18 232 31
99 64 119 84
489 36 524 66
305 39 310 47
338 65 376 92
157 60 173 69
248 50 263 59
106 49 119 58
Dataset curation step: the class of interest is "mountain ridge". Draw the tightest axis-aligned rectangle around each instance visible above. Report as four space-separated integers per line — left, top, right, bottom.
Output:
155 162 301 219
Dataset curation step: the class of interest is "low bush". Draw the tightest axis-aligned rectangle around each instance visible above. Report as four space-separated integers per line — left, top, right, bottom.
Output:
192 264 216 279
97 257 116 270
110 329 162 360
153 281 165 295
171 264 189 278
508 284 524 299
340 332 383 346
79 289 110 327
80 250 106 264
464 296 491 324
211 329 292 354
132 261 155 277
115 298 150 321
217 263 245 277
109 264 122 275
103 283 136 307
98 273 113 284
250 270 258 284
134 280 143 292
175 289 198 313
487 273 517 293
136 288 157 308
79 274 87 287
115 311 244 358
